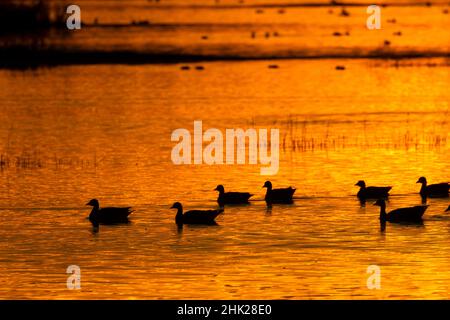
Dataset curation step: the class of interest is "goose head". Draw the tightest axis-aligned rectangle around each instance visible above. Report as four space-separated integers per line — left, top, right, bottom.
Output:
170 202 183 211
86 199 99 208
214 185 225 194
416 177 427 185
355 180 366 188
262 181 273 190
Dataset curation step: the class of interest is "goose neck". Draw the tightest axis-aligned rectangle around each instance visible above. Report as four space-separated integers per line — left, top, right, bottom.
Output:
420 182 427 193
89 207 99 220
379 204 387 221
175 208 183 222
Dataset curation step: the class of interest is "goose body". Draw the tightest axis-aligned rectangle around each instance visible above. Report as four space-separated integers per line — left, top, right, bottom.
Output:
214 185 253 205
417 177 449 198
374 199 427 223
355 180 391 199
171 202 223 225
446 205 450 212
87 199 133 224
263 181 295 204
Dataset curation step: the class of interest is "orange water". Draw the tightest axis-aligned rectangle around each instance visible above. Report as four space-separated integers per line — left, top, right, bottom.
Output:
0 58 449 299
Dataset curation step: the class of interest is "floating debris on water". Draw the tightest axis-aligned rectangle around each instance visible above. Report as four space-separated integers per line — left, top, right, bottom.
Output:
340 8 350 17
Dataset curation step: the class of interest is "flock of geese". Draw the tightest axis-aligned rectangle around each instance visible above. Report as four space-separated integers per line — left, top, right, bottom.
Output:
86 176 450 229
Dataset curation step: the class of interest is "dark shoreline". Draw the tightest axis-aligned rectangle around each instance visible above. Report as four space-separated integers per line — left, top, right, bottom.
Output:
0 49 449 69
120 1 450 9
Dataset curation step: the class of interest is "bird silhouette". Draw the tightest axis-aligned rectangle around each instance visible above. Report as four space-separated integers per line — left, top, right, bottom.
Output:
86 199 133 224
171 202 223 225
374 199 427 223
263 181 295 204
355 180 391 199
214 185 253 206
416 177 449 198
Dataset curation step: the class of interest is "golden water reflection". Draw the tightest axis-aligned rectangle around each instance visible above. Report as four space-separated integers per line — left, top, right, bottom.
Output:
0 58 449 299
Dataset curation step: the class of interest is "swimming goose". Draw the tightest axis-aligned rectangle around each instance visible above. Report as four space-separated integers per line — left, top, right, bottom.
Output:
171 202 223 225
86 199 133 224
416 177 449 198
374 199 428 223
355 180 391 199
263 181 295 204
214 185 253 205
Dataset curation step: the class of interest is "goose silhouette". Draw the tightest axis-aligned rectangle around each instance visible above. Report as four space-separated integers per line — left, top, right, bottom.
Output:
446 205 450 212
374 199 428 223
355 180 391 199
214 185 253 206
263 181 295 204
416 177 449 198
86 199 133 224
171 202 223 225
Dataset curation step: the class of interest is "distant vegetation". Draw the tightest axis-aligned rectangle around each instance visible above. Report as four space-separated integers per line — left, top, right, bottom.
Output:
0 0 70 67
0 0 66 34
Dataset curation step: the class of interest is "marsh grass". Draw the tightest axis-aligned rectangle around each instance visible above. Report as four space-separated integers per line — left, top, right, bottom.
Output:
274 114 449 153
0 152 99 170
281 131 448 152
249 112 450 152
0 113 447 170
